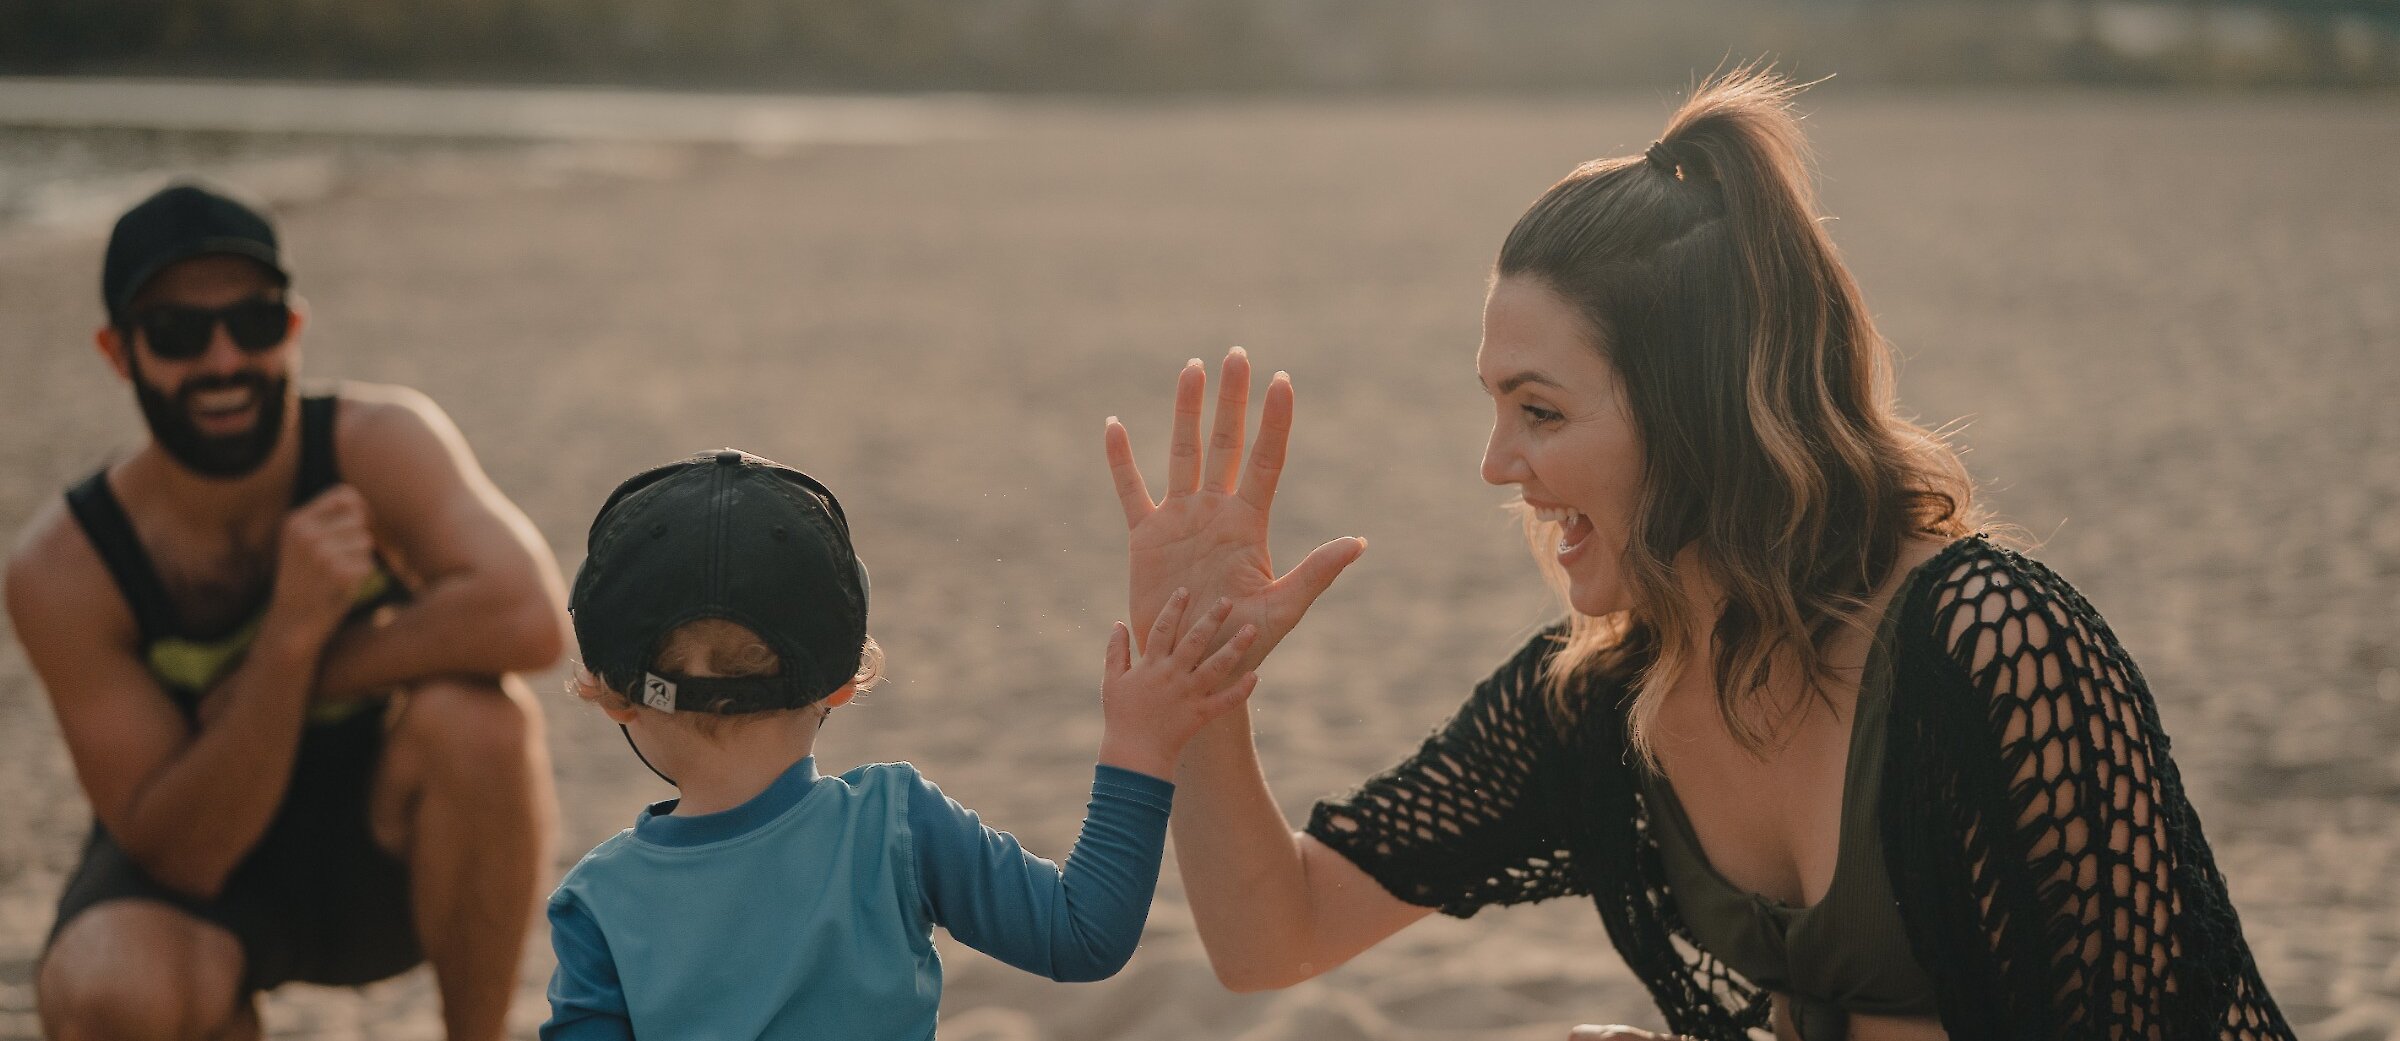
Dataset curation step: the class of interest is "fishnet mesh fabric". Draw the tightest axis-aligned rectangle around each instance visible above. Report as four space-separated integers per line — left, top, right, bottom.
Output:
1306 539 2289 1041
1886 543 2290 1039
1308 625 1774 1039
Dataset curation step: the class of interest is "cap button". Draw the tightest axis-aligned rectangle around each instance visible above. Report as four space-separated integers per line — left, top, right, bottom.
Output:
714 450 743 466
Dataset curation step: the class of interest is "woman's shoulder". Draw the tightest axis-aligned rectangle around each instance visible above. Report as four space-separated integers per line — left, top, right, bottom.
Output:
1498 618 1575 672
1894 535 2148 721
1899 536 2114 647
1464 617 1642 742
1453 621 1572 721
1484 618 1631 690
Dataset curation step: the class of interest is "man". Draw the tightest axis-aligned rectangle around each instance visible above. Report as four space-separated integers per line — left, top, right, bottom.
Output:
4 183 566 1041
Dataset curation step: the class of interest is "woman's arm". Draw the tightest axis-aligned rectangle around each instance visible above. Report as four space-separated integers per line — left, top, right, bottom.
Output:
1104 347 1398 987
1106 347 1407 987
1106 350 1589 989
1184 621 1586 989
1900 544 2292 1040
1168 706 1432 991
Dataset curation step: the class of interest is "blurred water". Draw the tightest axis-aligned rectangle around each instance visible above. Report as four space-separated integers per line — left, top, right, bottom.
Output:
0 78 1001 239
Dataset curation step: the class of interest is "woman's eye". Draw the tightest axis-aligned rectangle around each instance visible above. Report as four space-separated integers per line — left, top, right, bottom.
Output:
1520 403 1564 425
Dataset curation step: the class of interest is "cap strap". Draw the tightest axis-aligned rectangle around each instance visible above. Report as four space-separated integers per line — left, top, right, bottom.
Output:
637 670 837 715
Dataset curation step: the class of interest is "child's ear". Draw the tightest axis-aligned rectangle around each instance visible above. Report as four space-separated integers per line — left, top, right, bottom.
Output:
599 700 641 725
820 682 859 709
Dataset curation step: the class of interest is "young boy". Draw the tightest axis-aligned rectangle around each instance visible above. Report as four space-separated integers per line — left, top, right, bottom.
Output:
541 449 1258 1041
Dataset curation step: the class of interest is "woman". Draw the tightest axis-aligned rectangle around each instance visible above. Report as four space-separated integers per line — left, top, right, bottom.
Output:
1098 70 2291 1041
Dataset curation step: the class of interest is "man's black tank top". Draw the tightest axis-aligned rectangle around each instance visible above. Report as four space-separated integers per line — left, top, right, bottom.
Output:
63 395 398 719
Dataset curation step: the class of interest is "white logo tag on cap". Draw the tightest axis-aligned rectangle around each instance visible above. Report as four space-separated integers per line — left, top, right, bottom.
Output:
642 673 677 713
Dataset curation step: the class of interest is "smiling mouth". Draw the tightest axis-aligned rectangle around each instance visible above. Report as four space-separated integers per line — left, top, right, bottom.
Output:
1531 505 1595 558
188 385 258 418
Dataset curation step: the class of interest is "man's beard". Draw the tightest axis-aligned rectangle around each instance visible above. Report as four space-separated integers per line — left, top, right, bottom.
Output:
128 355 292 479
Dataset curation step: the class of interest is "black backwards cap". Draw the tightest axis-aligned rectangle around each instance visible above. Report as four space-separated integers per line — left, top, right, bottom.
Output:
571 449 869 715
104 184 290 322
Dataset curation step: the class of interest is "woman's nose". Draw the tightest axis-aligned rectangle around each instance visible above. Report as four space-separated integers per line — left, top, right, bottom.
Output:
1480 423 1521 487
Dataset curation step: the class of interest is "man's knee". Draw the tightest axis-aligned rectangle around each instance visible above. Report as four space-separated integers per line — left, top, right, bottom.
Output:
394 675 542 774
39 903 243 1041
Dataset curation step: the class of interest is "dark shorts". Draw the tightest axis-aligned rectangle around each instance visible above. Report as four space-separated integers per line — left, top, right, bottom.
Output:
45 707 422 993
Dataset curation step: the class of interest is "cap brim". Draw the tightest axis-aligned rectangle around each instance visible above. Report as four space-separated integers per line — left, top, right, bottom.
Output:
111 239 290 318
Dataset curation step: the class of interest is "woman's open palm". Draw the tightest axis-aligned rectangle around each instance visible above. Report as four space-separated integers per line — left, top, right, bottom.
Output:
1103 347 1364 672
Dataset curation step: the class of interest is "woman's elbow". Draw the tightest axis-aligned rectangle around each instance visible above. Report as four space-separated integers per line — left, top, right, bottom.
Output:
1209 952 1317 993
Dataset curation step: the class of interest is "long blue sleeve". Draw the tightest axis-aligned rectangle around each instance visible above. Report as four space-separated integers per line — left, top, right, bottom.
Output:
909 765 1174 982
541 889 635 1041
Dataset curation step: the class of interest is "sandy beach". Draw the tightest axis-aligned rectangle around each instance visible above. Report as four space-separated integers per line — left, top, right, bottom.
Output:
0 91 2395 1039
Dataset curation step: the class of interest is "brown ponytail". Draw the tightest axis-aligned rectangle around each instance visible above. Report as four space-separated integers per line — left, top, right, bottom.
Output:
1496 66 1981 762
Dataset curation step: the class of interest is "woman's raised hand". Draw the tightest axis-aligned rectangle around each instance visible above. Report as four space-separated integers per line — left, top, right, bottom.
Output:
1102 347 1365 674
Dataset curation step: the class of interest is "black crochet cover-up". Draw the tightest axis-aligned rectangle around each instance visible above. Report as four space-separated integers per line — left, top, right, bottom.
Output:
1305 537 2291 1040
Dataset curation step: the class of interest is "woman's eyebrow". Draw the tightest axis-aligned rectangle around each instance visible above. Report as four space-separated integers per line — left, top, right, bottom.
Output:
1484 370 1564 394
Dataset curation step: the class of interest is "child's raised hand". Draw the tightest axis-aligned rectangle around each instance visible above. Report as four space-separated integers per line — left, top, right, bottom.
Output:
1096 588 1260 780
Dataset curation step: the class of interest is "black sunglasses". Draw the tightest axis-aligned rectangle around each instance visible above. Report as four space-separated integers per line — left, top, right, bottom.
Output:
129 298 292 361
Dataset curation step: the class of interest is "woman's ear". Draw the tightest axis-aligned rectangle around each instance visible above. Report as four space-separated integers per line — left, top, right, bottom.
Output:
599 700 641 725
820 682 859 709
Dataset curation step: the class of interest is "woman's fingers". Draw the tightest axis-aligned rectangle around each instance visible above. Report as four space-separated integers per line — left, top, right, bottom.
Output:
1203 346 1251 494
1103 417 1155 529
1167 359 1207 495
1237 371 1294 512
1147 587 1193 658
1268 536 1368 622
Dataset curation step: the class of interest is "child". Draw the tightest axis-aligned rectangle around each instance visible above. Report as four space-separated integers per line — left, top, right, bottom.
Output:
542 449 1259 1040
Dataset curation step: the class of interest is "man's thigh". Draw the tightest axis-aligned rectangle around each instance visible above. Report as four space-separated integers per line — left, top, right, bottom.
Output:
367 673 543 859
40 900 246 1041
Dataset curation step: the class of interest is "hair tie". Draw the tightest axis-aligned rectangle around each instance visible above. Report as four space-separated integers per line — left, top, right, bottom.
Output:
1644 140 1683 181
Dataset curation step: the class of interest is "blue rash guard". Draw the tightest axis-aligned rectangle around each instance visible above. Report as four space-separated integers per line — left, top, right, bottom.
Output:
541 758 1174 1041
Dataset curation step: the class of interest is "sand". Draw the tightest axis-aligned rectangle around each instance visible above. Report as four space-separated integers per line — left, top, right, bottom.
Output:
0 91 2395 1040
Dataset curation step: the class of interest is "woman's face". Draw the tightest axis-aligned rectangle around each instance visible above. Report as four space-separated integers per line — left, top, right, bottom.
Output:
1477 276 1645 617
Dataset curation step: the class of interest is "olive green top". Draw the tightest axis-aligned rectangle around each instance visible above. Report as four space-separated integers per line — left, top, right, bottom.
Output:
1636 598 1939 1041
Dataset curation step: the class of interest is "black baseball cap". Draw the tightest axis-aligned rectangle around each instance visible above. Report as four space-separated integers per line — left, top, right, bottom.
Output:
571 449 870 714
103 184 290 322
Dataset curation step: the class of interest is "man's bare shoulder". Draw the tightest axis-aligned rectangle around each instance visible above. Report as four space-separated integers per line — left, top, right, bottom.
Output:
5 496 131 649
325 381 485 487
8 496 76 591
331 381 453 448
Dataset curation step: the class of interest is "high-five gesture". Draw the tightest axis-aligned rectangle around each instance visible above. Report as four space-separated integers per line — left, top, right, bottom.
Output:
1103 347 1365 674
1097 590 1262 780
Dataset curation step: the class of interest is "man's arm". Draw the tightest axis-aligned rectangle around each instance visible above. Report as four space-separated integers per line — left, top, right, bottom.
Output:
6 495 370 899
311 385 568 701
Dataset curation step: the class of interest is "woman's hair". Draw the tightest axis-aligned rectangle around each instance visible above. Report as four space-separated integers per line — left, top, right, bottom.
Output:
570 618 885 739
1494 66 1982 764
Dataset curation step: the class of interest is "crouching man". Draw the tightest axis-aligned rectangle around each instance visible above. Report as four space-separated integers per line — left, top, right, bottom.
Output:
5 183 565 1041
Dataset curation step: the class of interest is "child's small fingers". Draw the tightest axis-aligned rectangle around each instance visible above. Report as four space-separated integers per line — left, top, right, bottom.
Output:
1195 624 1258 680
1147 588 1192 657
1200 672 1261 718
1106 621 1131 678
1173 597 1236 668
